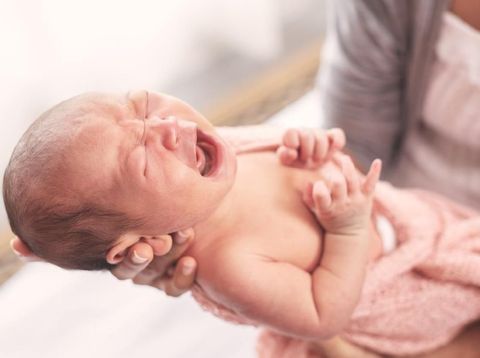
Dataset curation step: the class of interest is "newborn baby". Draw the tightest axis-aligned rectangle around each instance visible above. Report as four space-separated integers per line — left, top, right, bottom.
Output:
4 91 480 357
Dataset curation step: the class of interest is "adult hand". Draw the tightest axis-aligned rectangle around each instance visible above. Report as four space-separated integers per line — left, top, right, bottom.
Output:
111 228 197 297
11 229 197 297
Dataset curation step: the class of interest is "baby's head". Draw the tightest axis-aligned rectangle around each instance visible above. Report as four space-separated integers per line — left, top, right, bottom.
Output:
3 91 237 270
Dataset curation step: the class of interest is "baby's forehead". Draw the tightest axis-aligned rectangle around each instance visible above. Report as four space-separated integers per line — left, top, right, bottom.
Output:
76 93 135 122
69 95 136 137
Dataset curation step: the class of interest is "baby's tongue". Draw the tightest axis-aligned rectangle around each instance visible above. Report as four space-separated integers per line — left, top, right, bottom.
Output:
196 145 206 174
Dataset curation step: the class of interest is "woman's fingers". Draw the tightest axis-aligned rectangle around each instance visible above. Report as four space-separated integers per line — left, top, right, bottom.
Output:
111 242 154 280
152 256 197 297
130 228 195 286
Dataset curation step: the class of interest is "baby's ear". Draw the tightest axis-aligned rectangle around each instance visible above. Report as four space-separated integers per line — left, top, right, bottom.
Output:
106 233 173 264
10 237 42 261
106 235 135 265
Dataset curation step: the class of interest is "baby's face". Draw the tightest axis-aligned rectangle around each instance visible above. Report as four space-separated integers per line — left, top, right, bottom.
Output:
70 91 237 236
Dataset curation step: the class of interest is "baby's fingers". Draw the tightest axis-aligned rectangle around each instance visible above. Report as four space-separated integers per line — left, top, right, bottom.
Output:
276 146 298 165
282 128 300 149
327 128 346 150
333 152 360 194
312 181 332 213
362 159 382 195
312 132 329 163
302 182 314 207
299 130 315 163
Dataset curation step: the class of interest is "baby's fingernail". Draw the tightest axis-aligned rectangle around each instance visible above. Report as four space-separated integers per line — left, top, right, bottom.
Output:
182 262 195 275
132 250 149 264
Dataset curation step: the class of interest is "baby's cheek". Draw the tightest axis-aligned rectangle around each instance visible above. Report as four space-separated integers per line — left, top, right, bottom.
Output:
128 146 146 178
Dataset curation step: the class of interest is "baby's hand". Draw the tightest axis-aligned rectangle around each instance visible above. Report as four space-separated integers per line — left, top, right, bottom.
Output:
276 128 346 169
303 153 381 235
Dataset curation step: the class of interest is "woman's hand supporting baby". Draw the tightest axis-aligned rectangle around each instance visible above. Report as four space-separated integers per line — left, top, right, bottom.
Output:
110 229 197 297
10 230 197 297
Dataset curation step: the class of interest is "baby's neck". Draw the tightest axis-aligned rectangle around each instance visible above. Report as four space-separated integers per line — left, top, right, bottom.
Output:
190 153 267 250
192 186 239 243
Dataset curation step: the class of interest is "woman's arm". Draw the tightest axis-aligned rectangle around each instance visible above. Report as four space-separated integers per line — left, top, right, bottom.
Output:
319 0 408 170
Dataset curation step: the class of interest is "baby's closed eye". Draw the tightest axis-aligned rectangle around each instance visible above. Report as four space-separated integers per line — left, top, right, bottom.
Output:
127 146 147 178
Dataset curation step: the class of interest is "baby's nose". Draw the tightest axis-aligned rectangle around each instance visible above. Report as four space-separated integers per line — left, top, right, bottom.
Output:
148 115 179 150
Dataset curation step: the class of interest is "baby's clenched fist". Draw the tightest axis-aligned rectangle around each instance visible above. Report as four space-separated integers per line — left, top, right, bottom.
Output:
276 128 346 169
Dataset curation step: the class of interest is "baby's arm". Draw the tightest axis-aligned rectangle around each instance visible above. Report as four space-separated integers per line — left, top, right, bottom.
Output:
198 156 380 340
198 245 346 340
304 153 382 332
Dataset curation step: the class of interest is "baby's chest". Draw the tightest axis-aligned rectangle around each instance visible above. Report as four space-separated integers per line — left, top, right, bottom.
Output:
234 156 324 272
248 210 323 272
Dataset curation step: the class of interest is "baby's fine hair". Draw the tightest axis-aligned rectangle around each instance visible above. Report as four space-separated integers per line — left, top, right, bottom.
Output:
3 93 144 270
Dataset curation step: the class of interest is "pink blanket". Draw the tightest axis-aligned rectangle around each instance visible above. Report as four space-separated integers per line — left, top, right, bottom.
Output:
192 128 480 356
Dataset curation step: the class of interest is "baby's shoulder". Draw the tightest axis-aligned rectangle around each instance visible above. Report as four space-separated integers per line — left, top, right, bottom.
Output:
195 234 274 282
194 235 280 310
196 233 270 265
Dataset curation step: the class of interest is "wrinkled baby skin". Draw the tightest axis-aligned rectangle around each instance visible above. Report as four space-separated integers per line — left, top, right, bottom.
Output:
68 91 237 256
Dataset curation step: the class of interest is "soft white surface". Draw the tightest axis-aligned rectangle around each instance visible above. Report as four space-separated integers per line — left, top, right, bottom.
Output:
0 92 320 358
0 263 258 358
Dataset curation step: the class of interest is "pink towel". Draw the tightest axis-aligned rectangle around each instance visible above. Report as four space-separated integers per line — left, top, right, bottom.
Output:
192 128 480 356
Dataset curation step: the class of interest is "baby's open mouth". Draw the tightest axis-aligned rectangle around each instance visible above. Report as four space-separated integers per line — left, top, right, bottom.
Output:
195 130 215 176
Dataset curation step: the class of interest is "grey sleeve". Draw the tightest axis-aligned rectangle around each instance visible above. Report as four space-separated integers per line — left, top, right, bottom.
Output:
318 0 408 170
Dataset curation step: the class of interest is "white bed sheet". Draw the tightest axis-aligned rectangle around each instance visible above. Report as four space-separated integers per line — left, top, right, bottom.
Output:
0 90 321 358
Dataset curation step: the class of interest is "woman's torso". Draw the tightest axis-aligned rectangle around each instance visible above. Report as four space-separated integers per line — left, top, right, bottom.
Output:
391 11 480 209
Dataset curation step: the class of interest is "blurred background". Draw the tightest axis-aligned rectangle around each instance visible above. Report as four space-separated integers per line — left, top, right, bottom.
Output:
0 0 325 356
